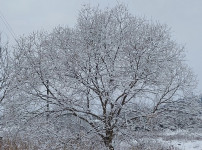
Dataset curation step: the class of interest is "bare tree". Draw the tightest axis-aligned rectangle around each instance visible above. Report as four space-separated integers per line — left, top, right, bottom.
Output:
8 5 196 149
0 34 10 103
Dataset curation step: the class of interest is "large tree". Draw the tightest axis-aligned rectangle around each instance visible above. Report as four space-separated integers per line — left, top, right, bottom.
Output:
8 5 195 149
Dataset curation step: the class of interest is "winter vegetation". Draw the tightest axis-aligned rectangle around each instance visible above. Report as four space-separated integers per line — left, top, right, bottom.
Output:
0 4 202 150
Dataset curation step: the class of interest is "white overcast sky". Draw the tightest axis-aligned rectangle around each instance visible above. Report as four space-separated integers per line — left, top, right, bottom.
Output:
0 0 202 92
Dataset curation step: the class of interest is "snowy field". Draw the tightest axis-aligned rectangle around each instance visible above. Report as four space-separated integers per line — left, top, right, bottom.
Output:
118 130 202 150
162 130 202 150
170 140 202 150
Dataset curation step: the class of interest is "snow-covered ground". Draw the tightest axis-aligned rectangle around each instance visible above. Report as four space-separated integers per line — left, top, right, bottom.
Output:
159 129 202 150
170 140 202 150
119 129 202 150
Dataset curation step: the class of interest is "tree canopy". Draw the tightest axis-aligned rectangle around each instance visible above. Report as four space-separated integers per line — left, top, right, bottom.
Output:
3 5 196 149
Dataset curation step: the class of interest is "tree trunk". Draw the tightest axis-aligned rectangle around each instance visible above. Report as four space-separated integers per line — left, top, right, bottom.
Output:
103 130 114 150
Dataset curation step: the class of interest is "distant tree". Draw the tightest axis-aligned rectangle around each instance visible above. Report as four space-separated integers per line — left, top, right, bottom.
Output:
7 5 196 149
0 34 10 103
146 94 202 131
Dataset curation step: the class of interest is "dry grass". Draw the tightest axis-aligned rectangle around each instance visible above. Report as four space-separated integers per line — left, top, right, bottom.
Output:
0 136 105 150
0 132 185 150
0 138 180 150
0 137 38 150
